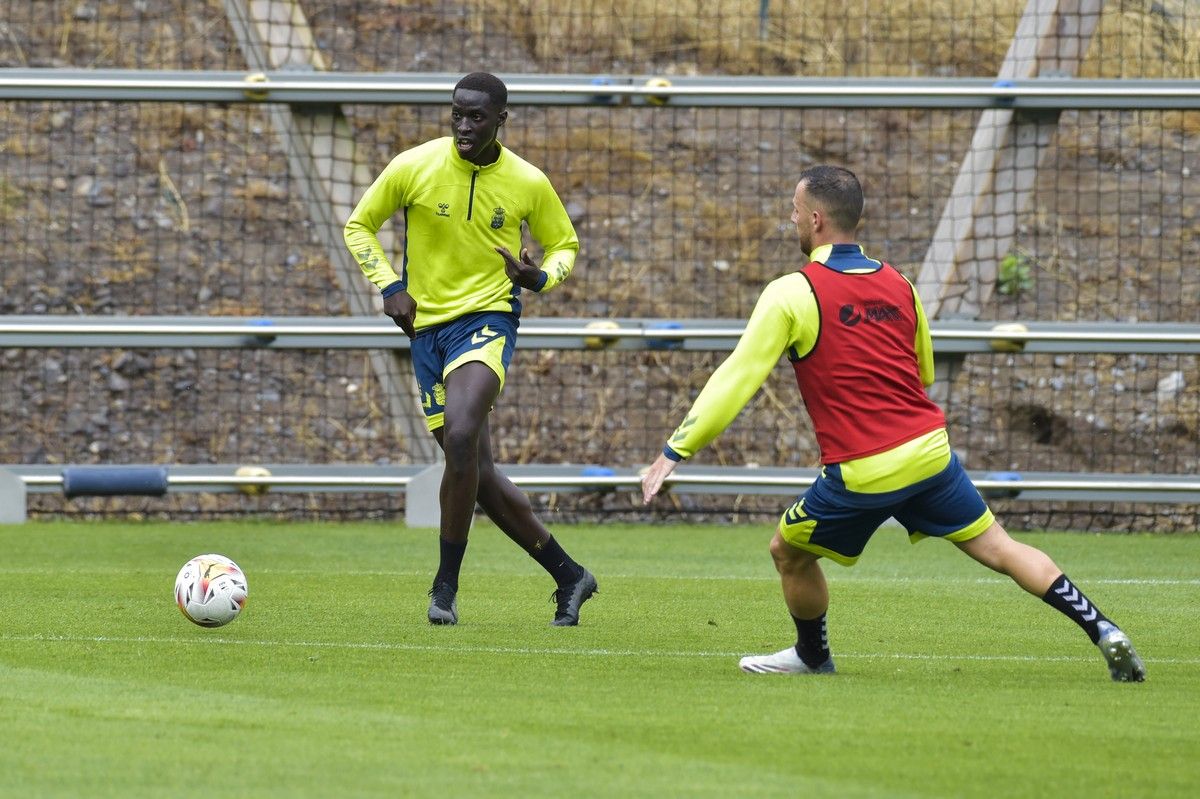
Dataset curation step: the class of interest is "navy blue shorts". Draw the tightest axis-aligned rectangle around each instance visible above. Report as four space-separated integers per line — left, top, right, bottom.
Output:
778 453 994 565
410 311 518 431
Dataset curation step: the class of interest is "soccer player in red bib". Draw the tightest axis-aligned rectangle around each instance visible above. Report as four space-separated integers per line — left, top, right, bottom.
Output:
641 165 1145 682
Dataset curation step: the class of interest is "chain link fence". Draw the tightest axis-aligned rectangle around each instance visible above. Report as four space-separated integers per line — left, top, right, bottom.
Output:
1 1 1197 528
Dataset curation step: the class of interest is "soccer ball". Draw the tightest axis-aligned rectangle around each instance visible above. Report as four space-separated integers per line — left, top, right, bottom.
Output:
174 553 249 627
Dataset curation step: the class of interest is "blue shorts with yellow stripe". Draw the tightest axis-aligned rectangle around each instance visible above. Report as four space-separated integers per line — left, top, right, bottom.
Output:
778 432 993 566
411 311 518 432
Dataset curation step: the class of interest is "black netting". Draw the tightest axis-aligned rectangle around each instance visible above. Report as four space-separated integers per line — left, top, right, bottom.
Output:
1 2 1197 527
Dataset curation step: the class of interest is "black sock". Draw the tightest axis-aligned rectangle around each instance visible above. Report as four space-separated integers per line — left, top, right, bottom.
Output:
530 535 583 587
792 612 831 668
433 537 468 592
1042 573 1111 644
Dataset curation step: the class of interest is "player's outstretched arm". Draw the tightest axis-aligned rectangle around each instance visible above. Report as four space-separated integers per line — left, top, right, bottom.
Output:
641 453 678 504
643 279 804 507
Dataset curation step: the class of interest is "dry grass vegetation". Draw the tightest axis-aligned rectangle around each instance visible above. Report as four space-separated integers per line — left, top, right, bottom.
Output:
475 0 1198 78
1085 0 1200 80
480 0 1026 75
2 1 1195 77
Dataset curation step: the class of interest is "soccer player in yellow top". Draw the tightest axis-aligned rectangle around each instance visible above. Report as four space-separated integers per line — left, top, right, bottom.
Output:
344 72 596 627
642 165 1144 682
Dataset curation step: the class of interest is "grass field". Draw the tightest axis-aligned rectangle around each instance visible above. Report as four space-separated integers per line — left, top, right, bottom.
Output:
0 520 1196 798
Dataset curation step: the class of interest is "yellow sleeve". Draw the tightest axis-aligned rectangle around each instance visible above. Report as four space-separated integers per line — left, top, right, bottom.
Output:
909 279 936 387
665 280 807 459
526 173 579 292
343 154 409 291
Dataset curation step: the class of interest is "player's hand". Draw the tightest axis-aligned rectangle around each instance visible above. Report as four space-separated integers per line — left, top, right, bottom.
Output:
641 453 678 504
496 246 543 290
383 289 417 339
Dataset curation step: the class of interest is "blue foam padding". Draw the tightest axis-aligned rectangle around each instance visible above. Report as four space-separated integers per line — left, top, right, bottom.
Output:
982 471 1022 500
646 321 683 350
62 466 169 498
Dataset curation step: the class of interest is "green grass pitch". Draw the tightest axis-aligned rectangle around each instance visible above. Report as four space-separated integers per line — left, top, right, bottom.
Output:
1 520 1197 797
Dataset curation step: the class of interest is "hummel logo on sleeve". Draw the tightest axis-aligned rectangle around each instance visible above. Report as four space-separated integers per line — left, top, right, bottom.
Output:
670 414 698 444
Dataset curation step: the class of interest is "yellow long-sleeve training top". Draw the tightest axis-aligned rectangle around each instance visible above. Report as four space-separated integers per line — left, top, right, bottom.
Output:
344 137 579 331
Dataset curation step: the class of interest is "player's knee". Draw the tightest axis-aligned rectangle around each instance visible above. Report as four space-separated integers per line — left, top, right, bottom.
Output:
769 532 808 570
440 424 479 466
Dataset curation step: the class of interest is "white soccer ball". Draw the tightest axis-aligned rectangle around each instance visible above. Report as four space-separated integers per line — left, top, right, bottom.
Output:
174 553 249 628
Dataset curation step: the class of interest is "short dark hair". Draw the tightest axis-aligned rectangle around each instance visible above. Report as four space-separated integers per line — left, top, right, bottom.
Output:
454 72 508 108
798 165 863 232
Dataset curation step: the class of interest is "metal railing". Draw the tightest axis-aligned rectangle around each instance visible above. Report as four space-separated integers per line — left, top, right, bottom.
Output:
2 70 1199 109
8 463 1200 503
1 316 1198 353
